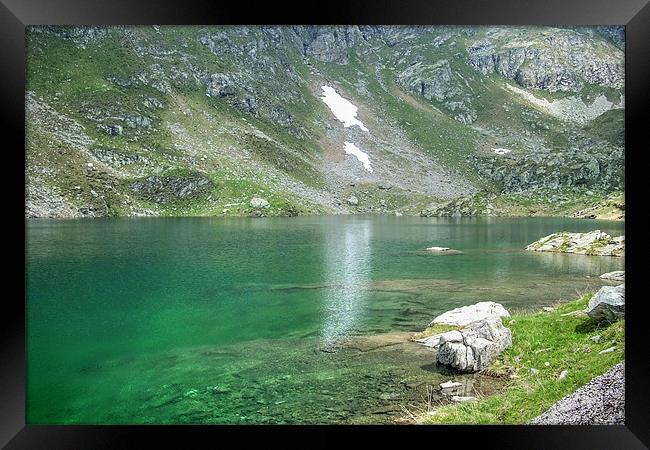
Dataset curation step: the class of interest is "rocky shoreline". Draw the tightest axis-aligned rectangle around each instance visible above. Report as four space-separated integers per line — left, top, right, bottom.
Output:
525 230 624 257
408 266 625 424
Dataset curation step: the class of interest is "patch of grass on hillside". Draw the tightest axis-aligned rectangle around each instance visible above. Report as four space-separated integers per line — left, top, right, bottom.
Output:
421 294 624 424
582 109 624 147
495 188 618 217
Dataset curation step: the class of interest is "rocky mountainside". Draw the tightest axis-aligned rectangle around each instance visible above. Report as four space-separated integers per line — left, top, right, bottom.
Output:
25 25 624 218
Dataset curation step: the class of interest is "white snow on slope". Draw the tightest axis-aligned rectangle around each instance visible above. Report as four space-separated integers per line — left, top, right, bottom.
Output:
344 141 373 172
320 86 369 132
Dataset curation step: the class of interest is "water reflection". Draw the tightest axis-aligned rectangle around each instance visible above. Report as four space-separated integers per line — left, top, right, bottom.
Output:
531 251 624 276
320 219 373 349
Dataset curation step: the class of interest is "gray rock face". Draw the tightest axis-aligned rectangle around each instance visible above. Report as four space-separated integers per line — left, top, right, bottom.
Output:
436 317 512 372
104 124 123 136
130 172 212 202
587 284 625 323
206 73 238 98
398 60 454 102
600 270 624 282
250 197 270 208
467 31 623 92
465 144 624 193
125 115 152 129
530 362 624 424
526 230 624 257
429 301 510 327
396 60 476 124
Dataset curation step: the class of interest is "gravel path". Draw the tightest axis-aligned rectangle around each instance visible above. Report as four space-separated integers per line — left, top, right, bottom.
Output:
529 362 625 425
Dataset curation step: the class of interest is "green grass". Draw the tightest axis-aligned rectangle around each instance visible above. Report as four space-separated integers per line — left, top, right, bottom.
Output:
421 294 624 424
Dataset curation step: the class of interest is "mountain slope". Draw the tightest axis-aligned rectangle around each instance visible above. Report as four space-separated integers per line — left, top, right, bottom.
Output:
25 25 624 218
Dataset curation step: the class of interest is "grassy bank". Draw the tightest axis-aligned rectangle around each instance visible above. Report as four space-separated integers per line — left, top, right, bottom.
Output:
418 294 624 424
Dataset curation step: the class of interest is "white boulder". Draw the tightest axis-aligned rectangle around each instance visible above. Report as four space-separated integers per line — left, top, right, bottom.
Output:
429 301 510 327
436 317 512 372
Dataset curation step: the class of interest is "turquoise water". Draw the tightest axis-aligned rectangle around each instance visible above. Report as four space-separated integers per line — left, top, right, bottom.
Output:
26 216 624 424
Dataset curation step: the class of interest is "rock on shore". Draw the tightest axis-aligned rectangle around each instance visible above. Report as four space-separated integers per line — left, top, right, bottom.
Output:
529 362 625 425
586 284 625 323
430 301 510 327
436 316 512 372
416 302 510 349
525 230 624 256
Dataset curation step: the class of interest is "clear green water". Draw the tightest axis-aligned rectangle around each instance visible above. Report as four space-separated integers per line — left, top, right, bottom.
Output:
26 215 624 424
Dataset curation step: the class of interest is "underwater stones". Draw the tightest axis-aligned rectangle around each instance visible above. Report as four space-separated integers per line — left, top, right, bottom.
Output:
429 301 510 327
526 230 624 256
440 380 463 390
586 284 625 323
436 316 512 372
600 271 624 282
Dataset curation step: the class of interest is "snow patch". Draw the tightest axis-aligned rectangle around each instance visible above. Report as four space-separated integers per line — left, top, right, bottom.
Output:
320 86 369 132
344 141 373 172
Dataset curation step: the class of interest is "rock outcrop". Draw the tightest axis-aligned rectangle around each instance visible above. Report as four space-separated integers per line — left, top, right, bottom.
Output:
586 284 625 323
436 317 512 372
467 30 623 92
129 172 213 203
396 60 476 124
599 270 624 282
525 230 624 257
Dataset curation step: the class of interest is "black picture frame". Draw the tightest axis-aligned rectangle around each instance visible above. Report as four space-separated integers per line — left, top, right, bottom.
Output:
3 0 649 447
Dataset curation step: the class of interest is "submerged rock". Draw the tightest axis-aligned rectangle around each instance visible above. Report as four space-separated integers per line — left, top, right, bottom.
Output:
599 270 624 282
440 380 463 390
429 301 510 327
525 230 624 257
436 317 512 372
424 246 463 255
586 284 625 323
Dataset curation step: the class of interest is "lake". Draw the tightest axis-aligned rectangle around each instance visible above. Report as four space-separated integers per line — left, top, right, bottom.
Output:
26 215 624 424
